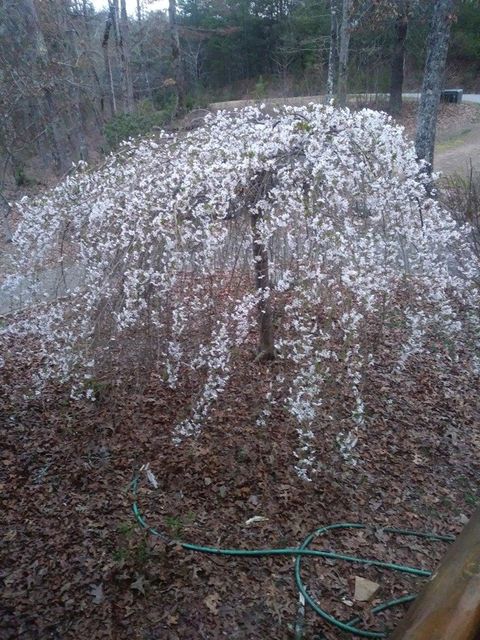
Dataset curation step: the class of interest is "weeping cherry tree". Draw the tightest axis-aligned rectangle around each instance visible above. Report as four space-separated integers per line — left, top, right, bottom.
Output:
2 104 479 480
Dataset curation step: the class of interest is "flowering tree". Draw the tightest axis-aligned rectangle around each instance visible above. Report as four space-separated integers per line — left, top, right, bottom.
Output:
2 104 479 479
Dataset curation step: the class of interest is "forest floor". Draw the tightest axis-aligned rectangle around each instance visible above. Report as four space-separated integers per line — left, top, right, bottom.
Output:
1 317 480 640
1 100 480 640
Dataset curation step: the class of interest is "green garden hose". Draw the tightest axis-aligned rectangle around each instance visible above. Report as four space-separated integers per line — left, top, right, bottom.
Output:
131 473 454 638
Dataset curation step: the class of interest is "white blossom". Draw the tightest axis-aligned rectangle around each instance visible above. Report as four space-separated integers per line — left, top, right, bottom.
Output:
2 104 479 477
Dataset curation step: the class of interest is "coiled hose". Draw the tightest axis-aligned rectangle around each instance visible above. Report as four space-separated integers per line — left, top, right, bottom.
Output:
131 473 454 638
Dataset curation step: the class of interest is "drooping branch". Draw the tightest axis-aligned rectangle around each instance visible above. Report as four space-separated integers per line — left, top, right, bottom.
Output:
5 105 479 474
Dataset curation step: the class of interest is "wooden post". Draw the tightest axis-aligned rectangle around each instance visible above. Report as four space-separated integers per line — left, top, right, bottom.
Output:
391 506 480 640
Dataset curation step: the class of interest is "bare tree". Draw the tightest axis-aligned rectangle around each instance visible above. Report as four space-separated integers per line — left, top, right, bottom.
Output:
327 0 339 99
102 10 118 117
184 36 204 89
22 0 69 172
135 0 153 101
337 0 353 107
104 0 135 115
389 0 409 115
119 0 135 113
415 0 454 168
62 2 89 161
169 0 185 114
0 0 106 181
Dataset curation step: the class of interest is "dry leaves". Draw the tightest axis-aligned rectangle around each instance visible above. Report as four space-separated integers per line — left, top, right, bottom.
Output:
1 324 479 639
204 593 221 615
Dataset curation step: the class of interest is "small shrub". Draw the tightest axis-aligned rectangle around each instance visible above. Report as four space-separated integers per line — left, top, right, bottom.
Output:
13 163 36 187
253 75 267 100
104 101 172 150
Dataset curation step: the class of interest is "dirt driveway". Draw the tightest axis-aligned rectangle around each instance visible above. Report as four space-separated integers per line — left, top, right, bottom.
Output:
435 120 480 175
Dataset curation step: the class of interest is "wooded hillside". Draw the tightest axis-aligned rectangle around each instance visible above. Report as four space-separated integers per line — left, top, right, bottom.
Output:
0 0 479 194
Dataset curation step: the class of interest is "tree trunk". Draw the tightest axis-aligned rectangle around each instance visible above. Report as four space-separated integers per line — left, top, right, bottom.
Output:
136 0 153 102
22 0 69 173
81 0 107 124
326 0 339 99
250 172 275 361
102 16 117 117
22 0 48 61
389 0 409 115
43 90 69 173
169 0 185 115
62 3 89 162
82 0 91 33
337 0 352 107
415 0 454 169
119 0 135 113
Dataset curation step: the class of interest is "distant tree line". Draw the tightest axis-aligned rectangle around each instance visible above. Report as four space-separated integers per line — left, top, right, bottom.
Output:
0 0 478 193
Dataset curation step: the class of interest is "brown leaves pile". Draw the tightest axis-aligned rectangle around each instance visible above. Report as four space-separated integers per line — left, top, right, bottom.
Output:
1 318 479 639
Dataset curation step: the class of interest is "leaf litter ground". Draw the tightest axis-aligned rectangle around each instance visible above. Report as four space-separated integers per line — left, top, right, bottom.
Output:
1 323 479 640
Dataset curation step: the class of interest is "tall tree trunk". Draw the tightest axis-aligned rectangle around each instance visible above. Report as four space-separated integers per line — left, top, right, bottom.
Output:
81 0 107 124
22 0 48 61
337 0 352 107
389 0 409 115
326 0 339 99
169 0 185 115
415 0 454 168
82 0 91 38
102 15 117 117
42 91 69 173
22 0 69 173
119 0 135 113
62 2 89 162
67 33 89 162
136 0 153 102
